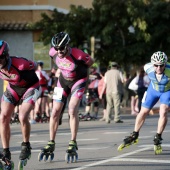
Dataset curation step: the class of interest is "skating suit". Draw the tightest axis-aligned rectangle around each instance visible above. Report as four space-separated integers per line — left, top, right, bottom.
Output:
86 71 101 106
36 70 49 97
1 56 41 106
49 47 92 103
142 62 170 108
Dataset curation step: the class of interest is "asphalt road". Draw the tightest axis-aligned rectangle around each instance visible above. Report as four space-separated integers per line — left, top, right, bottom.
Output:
2 109 170 170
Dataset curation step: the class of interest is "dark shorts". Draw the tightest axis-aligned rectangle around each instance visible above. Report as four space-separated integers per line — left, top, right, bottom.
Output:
2 82 41 106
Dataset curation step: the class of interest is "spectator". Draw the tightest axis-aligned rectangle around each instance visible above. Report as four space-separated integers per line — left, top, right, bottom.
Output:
100 62 124 123
135 67 150 112
98 67 107 121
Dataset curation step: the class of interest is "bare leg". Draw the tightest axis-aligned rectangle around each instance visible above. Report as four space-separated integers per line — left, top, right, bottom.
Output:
134 107 150 132
68 97 80 141
50 101 64 140
157 104 168 134
19 103 34 142
0 102 15 148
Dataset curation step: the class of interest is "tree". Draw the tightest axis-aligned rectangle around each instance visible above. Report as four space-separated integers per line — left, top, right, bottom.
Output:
31 0 170 69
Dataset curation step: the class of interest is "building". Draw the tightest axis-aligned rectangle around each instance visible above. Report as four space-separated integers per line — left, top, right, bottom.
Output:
0 0 93 96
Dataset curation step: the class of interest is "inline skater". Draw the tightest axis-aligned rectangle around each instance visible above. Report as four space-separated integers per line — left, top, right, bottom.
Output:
81 64 101 121
0 40 41 169
38 32 94 163
34 61 50 123
118 51 170 155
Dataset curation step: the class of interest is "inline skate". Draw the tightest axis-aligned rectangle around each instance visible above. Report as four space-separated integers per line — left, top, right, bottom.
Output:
10 113 20 124
118 131 139 151
65 140 78 163
18 142 32 170
0 150 14 170
38 141 55 162
41 112 50 123
35 113 42 123
153 133 163 155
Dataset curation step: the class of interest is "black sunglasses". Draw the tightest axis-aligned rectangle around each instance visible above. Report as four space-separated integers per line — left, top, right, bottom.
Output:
154 64 165 68
54 46 65 51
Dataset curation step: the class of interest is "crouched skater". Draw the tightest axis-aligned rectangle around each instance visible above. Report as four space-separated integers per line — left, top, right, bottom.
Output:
0 40 41 169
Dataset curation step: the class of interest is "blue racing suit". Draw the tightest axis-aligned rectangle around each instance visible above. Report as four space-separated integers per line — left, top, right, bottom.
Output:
142 62 170 109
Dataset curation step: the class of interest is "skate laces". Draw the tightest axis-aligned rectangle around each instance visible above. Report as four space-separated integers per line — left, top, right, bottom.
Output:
124 132 138 143
44 141 55 149
68 140 78 150
21 142 32 153
153 136 163 145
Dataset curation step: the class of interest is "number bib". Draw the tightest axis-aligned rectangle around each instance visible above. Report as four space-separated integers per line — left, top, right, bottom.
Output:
53 87 64 100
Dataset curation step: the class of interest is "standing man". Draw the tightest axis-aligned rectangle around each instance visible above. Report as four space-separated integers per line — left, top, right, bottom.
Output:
0 40 41 169
118 51 169 155
100 62 124 123
38 32 94 162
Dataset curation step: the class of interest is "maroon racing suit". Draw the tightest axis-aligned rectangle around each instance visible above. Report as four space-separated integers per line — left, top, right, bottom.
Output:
1 56 41 106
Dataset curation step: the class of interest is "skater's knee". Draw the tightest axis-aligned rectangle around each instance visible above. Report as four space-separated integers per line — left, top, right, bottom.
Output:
68 108 78 117
19 114 29 123
0 113 11 124
50 112 60 121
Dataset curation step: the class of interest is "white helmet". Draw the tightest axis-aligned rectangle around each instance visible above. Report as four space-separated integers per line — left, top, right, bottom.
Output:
151 51 168 64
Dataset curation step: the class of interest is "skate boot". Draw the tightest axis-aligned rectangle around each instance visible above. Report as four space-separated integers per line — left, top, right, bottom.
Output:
38 141 55 162
0 150 14 170
18 142 32 170
65 140 78 163
41 112 49 123
118 131 139 151
35 113 42 123
153 133 163 155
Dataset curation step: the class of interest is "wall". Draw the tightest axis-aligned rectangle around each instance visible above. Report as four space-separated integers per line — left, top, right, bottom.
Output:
0 31 33 97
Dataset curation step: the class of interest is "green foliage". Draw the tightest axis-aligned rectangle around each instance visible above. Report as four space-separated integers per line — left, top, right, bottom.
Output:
32 0 170 69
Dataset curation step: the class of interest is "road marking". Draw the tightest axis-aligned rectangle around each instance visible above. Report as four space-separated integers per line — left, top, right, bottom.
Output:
16 141 47 144
104 132 128 134
80 147 110 150
139 136 151 139
70 147 152 170
12 132 84 137
151 130 170 133
11 149 41 154
139 144 170 147
113 158 170 163
77 138 98 141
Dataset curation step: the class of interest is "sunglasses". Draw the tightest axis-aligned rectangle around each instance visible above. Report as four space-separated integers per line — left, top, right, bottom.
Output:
54 46 65 51
154 64 165 68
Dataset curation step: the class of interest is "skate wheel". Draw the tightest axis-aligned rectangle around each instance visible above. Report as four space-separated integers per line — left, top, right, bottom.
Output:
117 144 125 151
38 152 44 162
65 153 78 163
48 153 54 162
0 160 14 170
72 153 78 163
65 153 70 163
154 145 162 155
11 161 15 170
0 162 3 169
43 154 48 162
18 159 27 170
